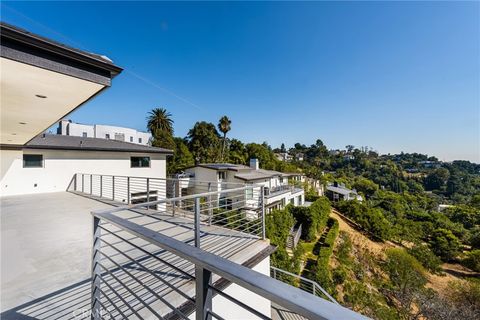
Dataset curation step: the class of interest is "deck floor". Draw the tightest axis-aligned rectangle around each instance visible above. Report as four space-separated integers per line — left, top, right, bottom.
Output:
1 192 269 319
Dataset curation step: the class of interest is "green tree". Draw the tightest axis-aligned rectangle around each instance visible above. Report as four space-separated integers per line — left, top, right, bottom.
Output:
383 248 427 294
228 139 248 164
168 137 194 174
429 228 461 261
186 121 221 163
424 168 450 191
353 177 379 199
217 116 231 162
147 108 176 149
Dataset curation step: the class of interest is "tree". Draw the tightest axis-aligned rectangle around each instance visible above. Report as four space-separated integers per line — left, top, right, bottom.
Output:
429 228 461 261
424 168 450 191
280 143 286 153
353 177 379 199
168 137 194 174
217 116 231 162
383 248 427 295
147 108 173 135
186 121 221 163
147 108 175 149
228 139 247 164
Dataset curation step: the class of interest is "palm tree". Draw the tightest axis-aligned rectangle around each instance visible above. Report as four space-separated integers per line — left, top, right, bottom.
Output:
147 108 174 136
218 116 231 162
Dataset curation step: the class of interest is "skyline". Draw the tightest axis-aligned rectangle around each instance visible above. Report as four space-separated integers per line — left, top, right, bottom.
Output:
2 1 479 162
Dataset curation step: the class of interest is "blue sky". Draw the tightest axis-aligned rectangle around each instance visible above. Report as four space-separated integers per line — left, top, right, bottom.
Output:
2 1 479 162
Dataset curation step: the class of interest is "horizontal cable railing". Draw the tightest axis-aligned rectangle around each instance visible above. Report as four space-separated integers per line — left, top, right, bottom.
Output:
91 192 367 320
270 266 338 305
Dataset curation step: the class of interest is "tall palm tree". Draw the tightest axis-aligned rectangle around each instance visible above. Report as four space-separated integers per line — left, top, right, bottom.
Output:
147 108 174 136
218 116 231 162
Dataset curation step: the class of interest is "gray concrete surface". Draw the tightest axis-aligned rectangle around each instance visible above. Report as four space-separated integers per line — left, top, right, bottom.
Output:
1 192 269 319
1 192 113 314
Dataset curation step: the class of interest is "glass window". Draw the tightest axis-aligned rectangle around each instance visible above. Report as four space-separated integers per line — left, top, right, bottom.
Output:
246 188 253 200
138 138 142 143
82 132 87 137
217 171 227 180
105 134 110 139
131 156 150 168
130 136 133 142
23 154 43 168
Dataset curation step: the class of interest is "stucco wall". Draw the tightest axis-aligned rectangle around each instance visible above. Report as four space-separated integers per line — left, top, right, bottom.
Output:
0 149 166 197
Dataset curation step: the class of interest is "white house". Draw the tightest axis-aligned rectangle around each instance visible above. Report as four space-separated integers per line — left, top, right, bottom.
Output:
326 182 363 202
57 119 152 145
0 134 171 197
184 159 305 212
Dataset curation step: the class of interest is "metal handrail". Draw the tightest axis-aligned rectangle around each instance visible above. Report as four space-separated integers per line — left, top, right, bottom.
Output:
270 266 339 305
92 210 367 320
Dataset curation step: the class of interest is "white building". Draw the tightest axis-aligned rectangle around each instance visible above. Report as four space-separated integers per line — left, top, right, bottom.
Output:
57 119 152 145
1 134 171 197
184 159 305 212
326 182 363 202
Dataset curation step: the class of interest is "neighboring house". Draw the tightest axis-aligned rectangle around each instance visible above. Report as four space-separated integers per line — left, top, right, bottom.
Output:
0 134 172 197
185 159 305 212
419 160 441 169
326 182 363 202
274 152 292 162
438 204 454 212
294 152 304 161
57 119 151 145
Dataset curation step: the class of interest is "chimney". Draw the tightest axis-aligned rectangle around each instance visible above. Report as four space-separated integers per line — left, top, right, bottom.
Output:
249 158 259 170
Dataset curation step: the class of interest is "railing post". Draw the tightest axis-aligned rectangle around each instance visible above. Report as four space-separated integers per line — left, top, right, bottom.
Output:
127 176 130 204
112 176 115 201
146 178 150 210
208 182 212 226
195 266 212 320
90 174 93 195
100 175 103 198
82 174 84 193
172 180 176 216
194 197 201 248
91 216 101 320
261 186 266 240
74 173 77 191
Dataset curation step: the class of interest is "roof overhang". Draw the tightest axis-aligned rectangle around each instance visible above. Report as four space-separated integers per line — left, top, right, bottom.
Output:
0 23 123 145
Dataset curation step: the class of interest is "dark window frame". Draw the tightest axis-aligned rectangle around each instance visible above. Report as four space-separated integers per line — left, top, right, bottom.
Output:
23 154 43 168
130 156 151 168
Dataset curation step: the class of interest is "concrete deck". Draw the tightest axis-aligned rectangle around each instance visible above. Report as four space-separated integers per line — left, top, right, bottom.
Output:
1 192 270 319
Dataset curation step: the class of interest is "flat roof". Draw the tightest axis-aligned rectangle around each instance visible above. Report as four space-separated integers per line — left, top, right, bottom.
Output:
1 134 173 154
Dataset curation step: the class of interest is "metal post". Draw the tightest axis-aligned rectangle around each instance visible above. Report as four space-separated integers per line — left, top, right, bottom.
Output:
90 174 93 195
261 186 266 240
207 183 212 226
146 178 150 210
273 267 277 280
194 197 201 248
195 266 212 320
112 176 115 201
91 216 101 320
127 176 130 204
312 282 315 295
100 175 103 198
82 174 84 193
172 180 176 216
74 173 77 191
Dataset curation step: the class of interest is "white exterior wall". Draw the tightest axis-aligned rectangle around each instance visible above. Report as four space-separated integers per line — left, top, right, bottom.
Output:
0 149 166 197
58 121 152 145
189 256 271 320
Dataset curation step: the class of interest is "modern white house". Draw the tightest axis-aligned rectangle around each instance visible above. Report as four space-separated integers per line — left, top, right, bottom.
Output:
57 119 152 145
184 159 305 212
326 182 363 202
0 22 365 320
0 134 171 197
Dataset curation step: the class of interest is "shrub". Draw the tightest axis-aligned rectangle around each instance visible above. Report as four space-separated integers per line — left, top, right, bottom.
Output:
407 244 443 274
383 248 427 294
463 250 480 272
429 228 462 261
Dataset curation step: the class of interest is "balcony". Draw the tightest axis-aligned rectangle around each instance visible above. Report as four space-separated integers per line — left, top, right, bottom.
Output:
1 174 366 320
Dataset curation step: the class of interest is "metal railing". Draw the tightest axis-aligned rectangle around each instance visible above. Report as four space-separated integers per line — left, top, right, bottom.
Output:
270 266 339 305
90 187 366 320
265 184 303 198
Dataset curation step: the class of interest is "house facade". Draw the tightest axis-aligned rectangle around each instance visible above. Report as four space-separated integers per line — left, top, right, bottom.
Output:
184 159 305 212
326 182 363 202
0 134 171 197
57 119 152 145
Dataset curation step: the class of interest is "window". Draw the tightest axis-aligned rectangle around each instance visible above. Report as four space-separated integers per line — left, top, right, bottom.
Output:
138 138 142 144
105 134 110 139
246 188 253 200
114 133 125 141
130 136 133 142
82 132 87 137
23 154 43 168
217 171 227 180
130 156 150 168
